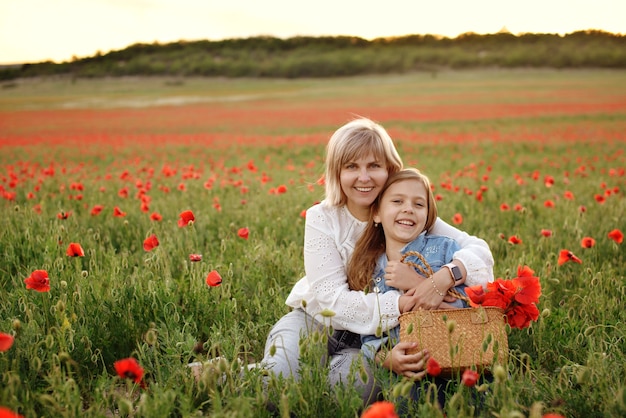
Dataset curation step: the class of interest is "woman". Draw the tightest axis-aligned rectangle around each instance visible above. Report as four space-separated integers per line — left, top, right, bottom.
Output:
262 118 493 396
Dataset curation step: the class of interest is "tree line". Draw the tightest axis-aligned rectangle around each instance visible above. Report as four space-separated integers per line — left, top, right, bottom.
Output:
1 30 624 80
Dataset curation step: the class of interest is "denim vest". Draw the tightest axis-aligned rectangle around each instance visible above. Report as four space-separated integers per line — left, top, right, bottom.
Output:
361 232 467 361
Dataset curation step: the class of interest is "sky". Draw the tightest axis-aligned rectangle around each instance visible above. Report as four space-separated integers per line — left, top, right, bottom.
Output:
0 0 623 64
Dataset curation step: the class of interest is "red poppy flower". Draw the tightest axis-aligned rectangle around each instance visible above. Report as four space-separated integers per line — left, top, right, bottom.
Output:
563 191 575 200
113 207 126 217
90 205 104 216
361 400 398 418
580 237 595 248
465 285 486 305
143 235 159 252
544 175 554 187
237 227 249 240
594 194 605 204
506 302 540 329
66 242 85 257
608 229 623 244
426 357 441 376
452 213 463 225
461 369 480 387
24 270 50 292
57 211 71 220
300 209 307 218
206 270 222 287
114 357 145 386
150 212 162 221
542 414 565 418
276 185 288 194
178 210 195 227
558 249 582 266
500 203 509 211
0 332 14 351
544 200 555 208
508 235 522 245
0 407 24 418
467 265 541 329
189 254 202 262
540 229 553 237
579 205 587 213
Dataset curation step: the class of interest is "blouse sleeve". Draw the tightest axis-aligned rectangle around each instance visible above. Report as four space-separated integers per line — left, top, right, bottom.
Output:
430 217 494 287
301 208 401 335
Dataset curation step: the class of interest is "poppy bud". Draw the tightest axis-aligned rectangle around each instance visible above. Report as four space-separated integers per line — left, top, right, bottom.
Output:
320 309 336 318
576 367 591 385
13 319 21 331
117 399 133 416
447 319 456 334
493 365 507 382
144 329 158 346
269 344 276 357
56 300 65 313
401 380 413 397
58 351 71 363
541 308 551 318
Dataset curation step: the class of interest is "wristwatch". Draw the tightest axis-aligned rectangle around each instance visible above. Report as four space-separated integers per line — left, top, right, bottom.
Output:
443 263 463 283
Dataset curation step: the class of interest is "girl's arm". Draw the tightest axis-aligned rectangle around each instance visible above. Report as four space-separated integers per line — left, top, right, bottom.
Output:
376 342 429 380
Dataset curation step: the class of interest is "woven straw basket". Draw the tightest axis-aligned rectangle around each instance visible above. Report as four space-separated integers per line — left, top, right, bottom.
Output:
398 251 509 375
399 306 508 375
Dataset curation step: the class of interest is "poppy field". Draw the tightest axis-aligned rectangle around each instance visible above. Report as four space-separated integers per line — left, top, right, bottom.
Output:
0 69 625 417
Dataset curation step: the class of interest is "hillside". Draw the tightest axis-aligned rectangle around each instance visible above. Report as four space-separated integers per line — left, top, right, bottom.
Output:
1 30 625 80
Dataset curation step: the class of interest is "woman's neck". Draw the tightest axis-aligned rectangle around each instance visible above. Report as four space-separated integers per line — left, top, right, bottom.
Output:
345 202 370 222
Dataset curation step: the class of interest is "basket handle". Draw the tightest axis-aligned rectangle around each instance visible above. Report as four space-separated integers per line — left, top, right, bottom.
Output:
400 250 471 304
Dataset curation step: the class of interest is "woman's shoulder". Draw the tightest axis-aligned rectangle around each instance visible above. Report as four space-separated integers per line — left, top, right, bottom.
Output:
306 201 354 223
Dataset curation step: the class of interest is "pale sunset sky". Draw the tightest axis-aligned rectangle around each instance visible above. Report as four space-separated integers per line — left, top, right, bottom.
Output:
0 0 623 64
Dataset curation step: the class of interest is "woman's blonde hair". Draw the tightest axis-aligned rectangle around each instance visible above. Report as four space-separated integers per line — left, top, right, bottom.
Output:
347 168 438 291
324 118 403 206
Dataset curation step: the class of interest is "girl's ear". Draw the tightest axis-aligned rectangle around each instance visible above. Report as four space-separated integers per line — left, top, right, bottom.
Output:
373 212 381 224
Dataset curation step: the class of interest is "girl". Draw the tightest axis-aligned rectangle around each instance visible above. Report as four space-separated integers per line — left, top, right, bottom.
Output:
262 118 493 395
348 168 468 380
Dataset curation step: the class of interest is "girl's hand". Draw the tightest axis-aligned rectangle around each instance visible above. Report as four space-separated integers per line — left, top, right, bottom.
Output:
379 342 429 380
385 260 424 291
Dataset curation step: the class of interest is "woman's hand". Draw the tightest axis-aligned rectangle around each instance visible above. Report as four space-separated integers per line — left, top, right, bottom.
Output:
384 260 424 291
378 342 429 380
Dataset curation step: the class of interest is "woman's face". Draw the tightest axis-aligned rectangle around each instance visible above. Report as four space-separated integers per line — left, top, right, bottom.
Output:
373 178 429 254
339 153 388 221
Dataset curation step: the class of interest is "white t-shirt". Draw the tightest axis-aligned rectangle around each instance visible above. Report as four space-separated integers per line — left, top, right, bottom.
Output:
285 200 494 335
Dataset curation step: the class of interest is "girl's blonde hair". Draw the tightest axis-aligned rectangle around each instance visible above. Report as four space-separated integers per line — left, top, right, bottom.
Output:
324 118 403 206
347 168 438 291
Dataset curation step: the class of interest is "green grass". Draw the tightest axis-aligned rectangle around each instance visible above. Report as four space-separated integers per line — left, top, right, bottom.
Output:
0 69 625 417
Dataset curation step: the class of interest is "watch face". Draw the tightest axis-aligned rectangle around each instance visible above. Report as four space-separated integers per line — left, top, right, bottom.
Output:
449 265 462 281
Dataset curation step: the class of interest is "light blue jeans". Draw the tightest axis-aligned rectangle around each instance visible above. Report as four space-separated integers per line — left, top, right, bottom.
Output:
262 309 378 405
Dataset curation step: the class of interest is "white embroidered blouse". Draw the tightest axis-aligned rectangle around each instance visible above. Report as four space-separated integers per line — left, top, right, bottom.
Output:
285 200 494 335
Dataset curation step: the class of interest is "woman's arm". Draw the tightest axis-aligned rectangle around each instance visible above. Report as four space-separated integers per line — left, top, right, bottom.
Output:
299 205 401 335
429 217 494 287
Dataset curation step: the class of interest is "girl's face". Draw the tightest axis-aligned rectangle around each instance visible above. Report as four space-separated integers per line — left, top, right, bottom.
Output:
373 178 429 254
340 153 388 221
